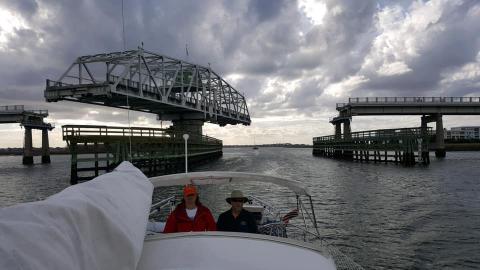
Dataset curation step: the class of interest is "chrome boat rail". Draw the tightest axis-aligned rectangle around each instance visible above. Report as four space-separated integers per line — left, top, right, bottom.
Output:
149 196 176 216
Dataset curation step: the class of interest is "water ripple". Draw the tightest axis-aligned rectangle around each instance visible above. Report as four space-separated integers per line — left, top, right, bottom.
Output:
1 149 479 269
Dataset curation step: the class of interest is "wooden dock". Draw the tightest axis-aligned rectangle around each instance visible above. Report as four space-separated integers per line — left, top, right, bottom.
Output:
313 127 432 166
63 125 223 184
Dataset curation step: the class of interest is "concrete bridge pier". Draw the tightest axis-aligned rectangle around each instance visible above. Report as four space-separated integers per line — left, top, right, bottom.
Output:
435 114 446 158
22 127 33 165
420 116 430 164
420 114 446 158
334 122 342 139
330 117 352 160
171 119 204 135
342 120 353 160
343 120 351 139
41 128 51 163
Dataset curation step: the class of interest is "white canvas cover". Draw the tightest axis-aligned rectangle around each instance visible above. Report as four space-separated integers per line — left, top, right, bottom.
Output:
0 161 153 270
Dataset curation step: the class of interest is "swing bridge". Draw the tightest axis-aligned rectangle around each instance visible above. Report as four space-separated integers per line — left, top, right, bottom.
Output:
44 48 251 183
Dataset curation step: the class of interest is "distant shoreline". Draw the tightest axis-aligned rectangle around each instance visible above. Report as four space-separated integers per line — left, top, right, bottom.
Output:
224 144 313 148
0 147 70 156
0 144 314 156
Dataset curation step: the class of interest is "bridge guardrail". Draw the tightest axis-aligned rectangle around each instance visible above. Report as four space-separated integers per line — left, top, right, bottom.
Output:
0 105 48 116
0 105 24 112
336 97 480 108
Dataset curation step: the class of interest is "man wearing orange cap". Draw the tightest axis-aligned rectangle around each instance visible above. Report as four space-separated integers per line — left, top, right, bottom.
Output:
163 185 216 233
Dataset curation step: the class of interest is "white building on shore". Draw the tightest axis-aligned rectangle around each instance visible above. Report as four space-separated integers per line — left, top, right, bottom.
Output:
445 126 480 140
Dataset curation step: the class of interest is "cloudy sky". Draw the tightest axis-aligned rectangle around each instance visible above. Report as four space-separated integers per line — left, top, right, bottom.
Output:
0 0 479 147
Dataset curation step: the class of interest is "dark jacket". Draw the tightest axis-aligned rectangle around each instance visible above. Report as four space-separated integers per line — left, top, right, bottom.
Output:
217 209 258 233
163 202 216 233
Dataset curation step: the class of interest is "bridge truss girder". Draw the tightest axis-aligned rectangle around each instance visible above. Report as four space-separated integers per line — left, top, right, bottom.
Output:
44 48 251 126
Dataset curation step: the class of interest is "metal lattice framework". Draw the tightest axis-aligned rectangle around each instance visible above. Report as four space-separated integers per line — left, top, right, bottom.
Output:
45 48 251 126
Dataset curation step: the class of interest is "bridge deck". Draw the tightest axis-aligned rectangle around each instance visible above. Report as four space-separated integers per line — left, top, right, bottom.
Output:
0 105 53 129
336 97 480 115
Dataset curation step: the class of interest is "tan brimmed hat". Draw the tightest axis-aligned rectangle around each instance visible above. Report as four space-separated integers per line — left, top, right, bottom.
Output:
226 190 248 204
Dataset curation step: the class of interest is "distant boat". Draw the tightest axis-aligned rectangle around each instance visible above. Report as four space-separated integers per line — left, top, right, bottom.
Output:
253 136 259 149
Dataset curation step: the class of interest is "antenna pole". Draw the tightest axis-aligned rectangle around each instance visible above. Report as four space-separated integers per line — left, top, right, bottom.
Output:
122 0 132 161
121 0 126 50
183 134 189 173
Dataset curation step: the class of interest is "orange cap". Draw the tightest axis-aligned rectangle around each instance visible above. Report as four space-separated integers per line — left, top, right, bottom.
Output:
183 185 197 196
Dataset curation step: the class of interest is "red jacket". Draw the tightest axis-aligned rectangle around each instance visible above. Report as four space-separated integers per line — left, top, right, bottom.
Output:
163 203 216 233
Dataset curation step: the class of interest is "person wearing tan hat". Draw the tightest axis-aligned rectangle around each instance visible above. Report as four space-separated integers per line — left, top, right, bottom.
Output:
163 185 216 233
216 190 258 233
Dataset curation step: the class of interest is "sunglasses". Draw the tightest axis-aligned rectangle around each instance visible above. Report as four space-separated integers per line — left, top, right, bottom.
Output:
230 198 245 203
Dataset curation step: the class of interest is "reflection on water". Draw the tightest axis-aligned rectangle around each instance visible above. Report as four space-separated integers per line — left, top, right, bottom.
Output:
1 148 480 269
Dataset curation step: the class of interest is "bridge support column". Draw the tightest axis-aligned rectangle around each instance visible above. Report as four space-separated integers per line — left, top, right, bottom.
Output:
172 119 204 135
435 114 446 158
23 127 33 165
41 128 51 163
343 120 351 139
343 120 353 160
420 116 430 164
334 123 342 139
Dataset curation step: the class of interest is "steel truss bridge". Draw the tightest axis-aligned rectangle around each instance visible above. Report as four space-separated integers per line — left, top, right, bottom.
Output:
44 48 251 126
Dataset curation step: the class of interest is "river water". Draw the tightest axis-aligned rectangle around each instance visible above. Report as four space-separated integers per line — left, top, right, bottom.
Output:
1 148 479 269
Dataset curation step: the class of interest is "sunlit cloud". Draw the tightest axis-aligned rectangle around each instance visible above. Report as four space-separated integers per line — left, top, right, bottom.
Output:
0 8 29 49
298 0 327 25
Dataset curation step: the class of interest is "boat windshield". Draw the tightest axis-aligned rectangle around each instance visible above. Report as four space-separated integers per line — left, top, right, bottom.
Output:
148 171 319 242
149 171 310 196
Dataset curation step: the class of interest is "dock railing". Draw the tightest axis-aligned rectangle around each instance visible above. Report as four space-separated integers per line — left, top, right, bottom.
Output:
313 127 433 142
62 125 221 144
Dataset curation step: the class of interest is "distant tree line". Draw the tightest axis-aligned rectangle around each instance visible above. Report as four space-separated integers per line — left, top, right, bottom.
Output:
224 143 312 148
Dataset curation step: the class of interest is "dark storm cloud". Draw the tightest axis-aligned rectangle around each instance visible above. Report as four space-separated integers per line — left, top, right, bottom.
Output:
280 0 377 111
358 0 480 96
247 0 286 22
286 78 325 110
234 76 265 99
0 0 479 145
1 0 39 18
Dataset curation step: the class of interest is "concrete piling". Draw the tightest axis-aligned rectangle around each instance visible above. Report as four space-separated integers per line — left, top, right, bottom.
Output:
22 127 33 165
41 128 51 163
